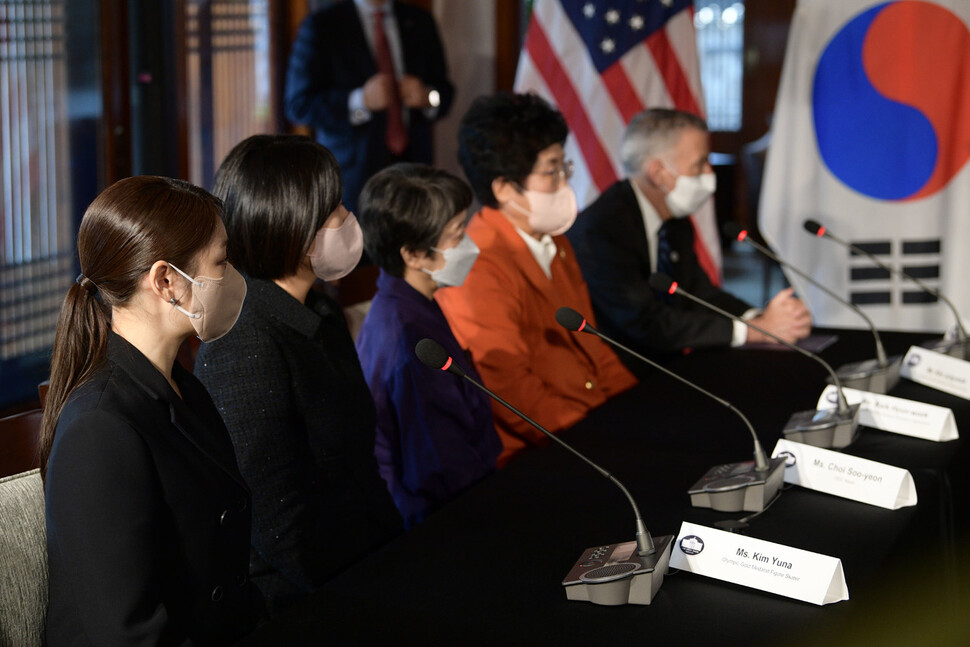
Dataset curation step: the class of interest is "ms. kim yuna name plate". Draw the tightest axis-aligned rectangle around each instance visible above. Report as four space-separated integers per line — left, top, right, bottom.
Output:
669 522 848 605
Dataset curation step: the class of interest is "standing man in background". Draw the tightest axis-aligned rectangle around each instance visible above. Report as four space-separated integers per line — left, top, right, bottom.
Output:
285 0 454 212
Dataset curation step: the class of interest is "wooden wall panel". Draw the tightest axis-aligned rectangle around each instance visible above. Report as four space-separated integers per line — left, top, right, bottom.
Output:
494 0 521 92
101 0 132 183
0 1 75 359
182 0 275 187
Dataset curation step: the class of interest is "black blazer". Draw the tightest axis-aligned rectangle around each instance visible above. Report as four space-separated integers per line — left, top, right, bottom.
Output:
45 333 262 646
567 179 752 361
195 278 402 615
284 0 454 211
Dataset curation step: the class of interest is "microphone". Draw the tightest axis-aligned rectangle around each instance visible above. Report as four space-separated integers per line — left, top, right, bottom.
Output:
415 337 656 553
804 219 968 358
648 273 862 449
724 222 901 394
415 338 674 606
556 307 785 514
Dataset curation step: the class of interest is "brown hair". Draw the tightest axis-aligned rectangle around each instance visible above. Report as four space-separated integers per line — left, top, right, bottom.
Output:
40 176 222 479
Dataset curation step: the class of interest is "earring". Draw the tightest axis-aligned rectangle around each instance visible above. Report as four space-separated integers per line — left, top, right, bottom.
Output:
169 297 177 305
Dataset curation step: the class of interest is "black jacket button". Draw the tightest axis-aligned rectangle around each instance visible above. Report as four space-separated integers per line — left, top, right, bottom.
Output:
211 586 224 602
219 509 229 526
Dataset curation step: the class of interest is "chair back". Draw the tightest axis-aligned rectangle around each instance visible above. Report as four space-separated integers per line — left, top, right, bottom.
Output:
37 382 50 409
739 131 772 240
0 410 42 479
0 469 47 647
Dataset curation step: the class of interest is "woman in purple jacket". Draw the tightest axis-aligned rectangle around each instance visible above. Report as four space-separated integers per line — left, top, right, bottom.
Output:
356 163 501 529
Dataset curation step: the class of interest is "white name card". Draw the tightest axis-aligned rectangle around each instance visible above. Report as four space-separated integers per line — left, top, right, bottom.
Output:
669 521 848 605
816 385 958 442
900 346 970 400
771 439 917 510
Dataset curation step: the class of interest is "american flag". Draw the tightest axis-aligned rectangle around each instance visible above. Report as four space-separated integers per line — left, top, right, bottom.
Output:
514 0 721 280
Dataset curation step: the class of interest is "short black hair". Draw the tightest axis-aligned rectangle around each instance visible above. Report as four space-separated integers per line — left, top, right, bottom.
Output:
457 92 569 208
212 134 342 280
358 163 473 277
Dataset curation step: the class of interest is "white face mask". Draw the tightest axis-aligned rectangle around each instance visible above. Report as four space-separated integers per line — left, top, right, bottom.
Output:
422 235 479 288
168 262 247 342
308 213 364 281
509 184 578 236
664 169 716 218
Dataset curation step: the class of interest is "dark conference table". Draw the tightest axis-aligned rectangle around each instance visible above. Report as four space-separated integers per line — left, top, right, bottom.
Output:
238 328 969 646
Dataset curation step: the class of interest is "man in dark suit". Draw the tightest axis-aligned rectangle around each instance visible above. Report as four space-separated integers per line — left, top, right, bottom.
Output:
567 108 810 363
284 0 454 212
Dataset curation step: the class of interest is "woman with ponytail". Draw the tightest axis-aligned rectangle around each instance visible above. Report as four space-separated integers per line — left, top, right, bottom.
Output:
42 176 262 645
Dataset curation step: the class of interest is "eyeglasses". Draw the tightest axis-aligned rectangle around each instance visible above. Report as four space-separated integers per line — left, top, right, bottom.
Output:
530 159 574 185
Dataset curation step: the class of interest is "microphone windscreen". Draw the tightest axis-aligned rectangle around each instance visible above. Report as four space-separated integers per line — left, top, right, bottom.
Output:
722 221 744 240
803 219 823 235
415 338 450 370
555 307 586 332
648 273 674 293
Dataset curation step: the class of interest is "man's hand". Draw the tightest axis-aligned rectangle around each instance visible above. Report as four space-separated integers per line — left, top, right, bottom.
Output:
363 73 394 111
747 287 812 344
399 75 430 108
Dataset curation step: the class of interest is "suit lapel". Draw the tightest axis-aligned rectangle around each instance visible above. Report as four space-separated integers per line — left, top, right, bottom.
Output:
619 179 654 272
478 209 606 371
107 333 247 490
480 208 560 315
167 392 248 491
342 1 378 78
393 1 416 75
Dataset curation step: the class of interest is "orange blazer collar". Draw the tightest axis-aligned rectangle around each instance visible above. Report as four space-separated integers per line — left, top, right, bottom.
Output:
475 206 562 294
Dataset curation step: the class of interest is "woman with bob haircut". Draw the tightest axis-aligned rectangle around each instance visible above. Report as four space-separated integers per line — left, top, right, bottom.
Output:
42 175 262 645
355 163 501 529
195 134 402 615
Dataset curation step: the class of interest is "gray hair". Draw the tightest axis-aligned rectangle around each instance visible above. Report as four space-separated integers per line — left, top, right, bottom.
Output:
619 108 708 176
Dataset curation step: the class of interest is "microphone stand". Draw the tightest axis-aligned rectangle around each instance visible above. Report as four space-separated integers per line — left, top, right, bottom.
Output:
806 220 969 360
654 276 862 450
556 307 786 513
415 338 674 606
730 225 901 393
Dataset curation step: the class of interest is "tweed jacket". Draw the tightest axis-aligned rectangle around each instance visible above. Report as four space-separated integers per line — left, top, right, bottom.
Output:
195 277 402 615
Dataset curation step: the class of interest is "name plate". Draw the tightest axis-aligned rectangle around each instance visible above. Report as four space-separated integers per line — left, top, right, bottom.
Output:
771 439 917 510
900 346 970 400
816 385 958 442
669 521 848 605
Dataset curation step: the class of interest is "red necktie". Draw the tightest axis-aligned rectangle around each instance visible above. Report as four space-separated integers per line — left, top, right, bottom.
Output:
373 10 408 155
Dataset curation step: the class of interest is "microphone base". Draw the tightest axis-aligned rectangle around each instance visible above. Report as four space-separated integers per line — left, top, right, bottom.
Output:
687 456 787 513
782 403 862 449
563 535 674 606
924 336 970 361
831 356 902 394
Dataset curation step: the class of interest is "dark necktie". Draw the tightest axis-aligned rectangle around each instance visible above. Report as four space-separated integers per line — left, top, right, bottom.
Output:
656 223 674 303
374 10 408 155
